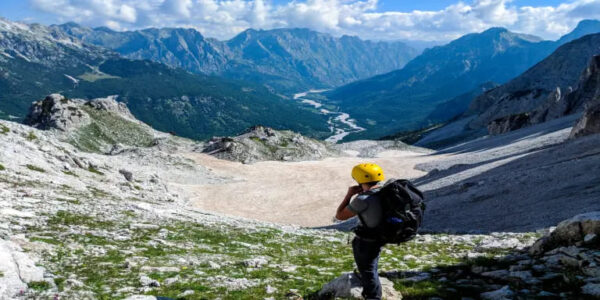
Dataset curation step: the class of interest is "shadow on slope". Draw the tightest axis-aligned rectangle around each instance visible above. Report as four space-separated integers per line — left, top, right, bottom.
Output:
421 133 600 233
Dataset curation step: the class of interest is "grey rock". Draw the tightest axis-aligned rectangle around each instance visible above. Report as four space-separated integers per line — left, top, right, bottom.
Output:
582 283 600 297
139 275 160 287
585 233 599 245
537 291 557 297
119 169 133 182
124 296 157 300
488 113 532 135
201 126 339 164
530 211 600 256
481 270 510 280
24 94 91 131
571 102 600 138
243 257 269 268
509 271 533 282
480 285 514 300
317 273 401 299
177 290 195 297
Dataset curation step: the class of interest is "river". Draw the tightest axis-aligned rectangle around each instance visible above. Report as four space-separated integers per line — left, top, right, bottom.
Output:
293 90 365 143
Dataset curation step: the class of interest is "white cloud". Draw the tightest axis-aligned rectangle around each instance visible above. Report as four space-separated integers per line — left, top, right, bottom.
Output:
27 0 600 41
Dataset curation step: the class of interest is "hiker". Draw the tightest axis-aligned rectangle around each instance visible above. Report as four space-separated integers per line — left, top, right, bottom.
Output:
336 163 425 300
335 163 386 299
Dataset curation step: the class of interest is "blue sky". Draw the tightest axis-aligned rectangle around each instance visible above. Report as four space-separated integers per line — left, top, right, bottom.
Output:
0 0 597 41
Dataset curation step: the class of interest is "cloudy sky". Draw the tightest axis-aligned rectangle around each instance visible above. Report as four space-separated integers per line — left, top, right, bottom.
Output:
0 0 598 41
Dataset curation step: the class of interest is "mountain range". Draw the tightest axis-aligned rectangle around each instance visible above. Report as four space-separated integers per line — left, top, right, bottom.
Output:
0 18 330 140
417 32 600 147
325 20 600 140
54 23 419 92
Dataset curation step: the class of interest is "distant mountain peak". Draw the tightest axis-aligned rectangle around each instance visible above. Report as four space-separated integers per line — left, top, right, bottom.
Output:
558 19 600 44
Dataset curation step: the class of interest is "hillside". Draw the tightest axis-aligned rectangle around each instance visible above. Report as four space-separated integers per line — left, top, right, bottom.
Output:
418 32 600 147
326 20 600 140
55 24 418 92
1 93 600 299
324 28 556 139
0 18 330 141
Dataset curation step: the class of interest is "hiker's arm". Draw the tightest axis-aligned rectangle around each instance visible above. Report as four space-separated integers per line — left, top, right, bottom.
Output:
335 186 361 220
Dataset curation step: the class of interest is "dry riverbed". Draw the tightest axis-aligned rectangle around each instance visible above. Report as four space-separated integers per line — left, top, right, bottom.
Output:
180 150 441 227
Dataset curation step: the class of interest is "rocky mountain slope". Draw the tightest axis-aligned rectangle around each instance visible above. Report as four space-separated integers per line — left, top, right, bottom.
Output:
55 23 418 92
0 18 331 141
326 20 600 140
324 28 557 139
418 33 600 148
0 95 600 299
199 125 340 164
2 94 600 299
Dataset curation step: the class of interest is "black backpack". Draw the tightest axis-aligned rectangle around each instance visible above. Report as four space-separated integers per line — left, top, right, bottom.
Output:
354 179 425 244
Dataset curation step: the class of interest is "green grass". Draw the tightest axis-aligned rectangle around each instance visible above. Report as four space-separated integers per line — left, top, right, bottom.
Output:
78 72 120 82
25 164 45 173
87 166 104 175
62 170 78 177
0 164 5 171
28 281 51 291
26 131 37 141
0 124 9 134
47 210 114 228
30 236 63 246
393 280 450 299
69 105 154 153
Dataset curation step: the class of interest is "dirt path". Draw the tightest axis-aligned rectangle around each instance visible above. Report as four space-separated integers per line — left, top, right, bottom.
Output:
177 150 442 227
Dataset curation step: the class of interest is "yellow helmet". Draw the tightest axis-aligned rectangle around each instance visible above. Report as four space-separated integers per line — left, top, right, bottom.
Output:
351 163 385 184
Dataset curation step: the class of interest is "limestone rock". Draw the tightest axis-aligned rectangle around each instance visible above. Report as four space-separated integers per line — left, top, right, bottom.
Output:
119 169 134 182
201 125 339 164
480 286 514 300
487 113 531 135
570 103 600 138
317 273 401 299
24 94 90 131
582 283 600 298
530 211 600 256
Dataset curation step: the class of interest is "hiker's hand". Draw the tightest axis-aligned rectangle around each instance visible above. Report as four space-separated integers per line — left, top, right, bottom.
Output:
347 185 362 196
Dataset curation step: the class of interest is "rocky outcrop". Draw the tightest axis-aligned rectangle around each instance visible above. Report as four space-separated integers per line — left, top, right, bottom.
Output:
317 273 401 299
201 126 339 164
24 94 137 132
23 94 156 153
24 94 90 131
530 211 600 256
467 34 600 133
570 103 600 138
487 113 532 135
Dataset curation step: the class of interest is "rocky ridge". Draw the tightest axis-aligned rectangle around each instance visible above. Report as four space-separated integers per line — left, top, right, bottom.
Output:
570 102 600 138
417 33 600 147
199 125 339 164
54 24 418 92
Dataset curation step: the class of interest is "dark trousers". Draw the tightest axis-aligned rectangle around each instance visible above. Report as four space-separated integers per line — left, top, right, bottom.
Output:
352 236 385 300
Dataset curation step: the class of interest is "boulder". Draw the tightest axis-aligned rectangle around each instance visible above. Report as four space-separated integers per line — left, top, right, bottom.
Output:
85 95 135 120
480 286 514 300
582 283 600 298
570 103 600 138
24 94 90 131
487 113 531 135
318 273 401 299
530 212 600 256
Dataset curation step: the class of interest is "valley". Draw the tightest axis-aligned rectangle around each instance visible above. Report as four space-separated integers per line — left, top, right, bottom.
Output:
293 90 365 143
